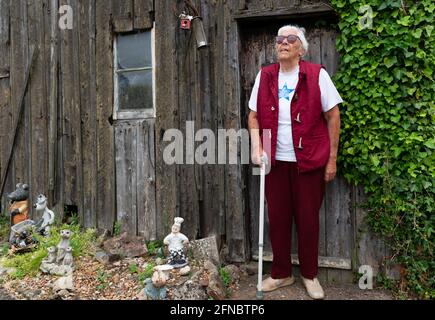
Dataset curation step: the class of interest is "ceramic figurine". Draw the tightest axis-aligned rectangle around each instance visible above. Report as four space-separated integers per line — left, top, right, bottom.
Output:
44 247 57 264
62 246 74 267
56 229 72 264
163 217 189 268
7 183 30 227
33 194 55 236
40 230 74 276
143 277 167 300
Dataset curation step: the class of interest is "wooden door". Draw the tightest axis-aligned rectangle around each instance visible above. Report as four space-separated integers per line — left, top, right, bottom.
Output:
114 120 156 240
239 17 354 282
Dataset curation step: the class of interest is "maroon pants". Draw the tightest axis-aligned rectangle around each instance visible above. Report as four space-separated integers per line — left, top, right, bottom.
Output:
265 161 325 280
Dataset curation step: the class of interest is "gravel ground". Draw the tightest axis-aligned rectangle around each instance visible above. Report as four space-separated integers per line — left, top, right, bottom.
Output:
0 287 14 300
230 274 394 300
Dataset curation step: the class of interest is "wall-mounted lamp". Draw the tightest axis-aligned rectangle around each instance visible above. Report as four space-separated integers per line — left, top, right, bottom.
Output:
191 16 208 49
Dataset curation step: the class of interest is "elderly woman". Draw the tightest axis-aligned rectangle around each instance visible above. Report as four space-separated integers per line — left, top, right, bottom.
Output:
248 25 342 299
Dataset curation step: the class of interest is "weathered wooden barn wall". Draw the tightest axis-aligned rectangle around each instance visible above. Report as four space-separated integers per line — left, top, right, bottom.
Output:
154 0 249 261
0 0 155 237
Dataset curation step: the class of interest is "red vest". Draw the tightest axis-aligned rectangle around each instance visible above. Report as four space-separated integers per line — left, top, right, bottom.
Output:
256 60 330 172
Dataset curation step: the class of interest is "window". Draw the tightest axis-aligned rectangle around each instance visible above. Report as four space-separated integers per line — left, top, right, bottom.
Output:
114 29 155 119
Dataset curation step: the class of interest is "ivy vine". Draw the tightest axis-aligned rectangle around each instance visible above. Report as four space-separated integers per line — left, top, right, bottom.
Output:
330 0 434 299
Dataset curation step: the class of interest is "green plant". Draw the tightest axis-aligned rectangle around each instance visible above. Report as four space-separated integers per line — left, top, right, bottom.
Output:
96 269 108 291
113 221 122 236
0 213 9 242
69 213 80 226
146 240 163 256
219 267 232 297
138 272 147 285
330 0 434 299
1 223 97 279
0 244 9 257
143 262 156 279
129 263 138 274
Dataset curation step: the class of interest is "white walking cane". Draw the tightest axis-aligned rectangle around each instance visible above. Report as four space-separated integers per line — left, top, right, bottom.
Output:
256 154 267 300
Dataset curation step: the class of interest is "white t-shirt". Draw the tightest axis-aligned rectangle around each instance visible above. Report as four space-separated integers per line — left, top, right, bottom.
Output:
249 66 343 162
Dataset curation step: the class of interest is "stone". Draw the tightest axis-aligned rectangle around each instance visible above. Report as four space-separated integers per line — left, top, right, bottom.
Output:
154 264 174 273
170 279 208 300
102 232 147 260
219 244 230 265
136 289 148 300
189 236 220 266
94 251 110 265
241 262 257 276
53 275 75 293
155 257 165 265
24 289 42 300
203 260 218 274
40 261 73 276
199 277 209 287
179 265 191 276
205 263 226 300
222 265 241 284
0 267 15 276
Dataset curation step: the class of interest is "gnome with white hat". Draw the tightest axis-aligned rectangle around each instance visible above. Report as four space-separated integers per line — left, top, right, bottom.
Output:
163 217 189 268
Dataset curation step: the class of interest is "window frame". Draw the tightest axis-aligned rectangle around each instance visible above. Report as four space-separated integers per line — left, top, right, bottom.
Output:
113 25 156 120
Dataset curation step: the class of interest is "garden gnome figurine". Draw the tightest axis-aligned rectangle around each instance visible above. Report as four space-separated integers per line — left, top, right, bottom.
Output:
163 217 189 268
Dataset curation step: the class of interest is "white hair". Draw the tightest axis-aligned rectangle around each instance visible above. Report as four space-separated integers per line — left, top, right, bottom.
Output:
277 25 309 56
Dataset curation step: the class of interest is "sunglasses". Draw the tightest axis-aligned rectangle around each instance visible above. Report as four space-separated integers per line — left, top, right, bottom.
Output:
276 35 300 44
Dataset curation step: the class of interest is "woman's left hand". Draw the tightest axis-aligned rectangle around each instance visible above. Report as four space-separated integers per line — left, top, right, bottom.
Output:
324 158 337 182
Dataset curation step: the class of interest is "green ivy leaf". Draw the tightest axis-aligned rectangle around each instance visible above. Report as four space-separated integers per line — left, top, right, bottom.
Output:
424 139 435 149
384 56 398 68
397 16 411 26
412 28 423 38
370 155 380 167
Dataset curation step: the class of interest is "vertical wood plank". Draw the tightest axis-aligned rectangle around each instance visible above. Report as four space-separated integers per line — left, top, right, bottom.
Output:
134 0 154 30
0 0 13 206
112 0 133 32
137 119 156 240
307 27 326 281
305 28 321 65
46 0 59 208
355 186 387 277
222 1 248 262
115 123 136 235
325 177 353 283
176 1 200 241
10 0 30 192
60 0 83 221
213 1 227 244
320 28 347 282
80 0 98 228
27 0 49 220
96 0 115 232
154 0 178 239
